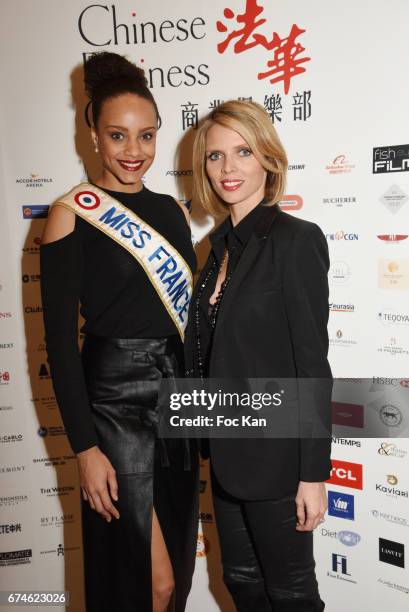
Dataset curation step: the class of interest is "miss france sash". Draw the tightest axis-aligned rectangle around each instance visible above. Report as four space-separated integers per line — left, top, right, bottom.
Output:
55 183 193 340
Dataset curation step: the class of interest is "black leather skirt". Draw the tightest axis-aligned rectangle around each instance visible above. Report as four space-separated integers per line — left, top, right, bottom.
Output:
81 334 199 612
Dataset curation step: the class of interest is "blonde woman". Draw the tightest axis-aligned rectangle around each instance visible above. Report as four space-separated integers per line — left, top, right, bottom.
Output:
184 100 332 611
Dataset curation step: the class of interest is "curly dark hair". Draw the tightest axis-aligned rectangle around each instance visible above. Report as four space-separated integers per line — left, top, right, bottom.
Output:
84 52 159 126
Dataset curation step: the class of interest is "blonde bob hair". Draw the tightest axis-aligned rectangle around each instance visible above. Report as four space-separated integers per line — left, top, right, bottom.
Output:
193 99 288 217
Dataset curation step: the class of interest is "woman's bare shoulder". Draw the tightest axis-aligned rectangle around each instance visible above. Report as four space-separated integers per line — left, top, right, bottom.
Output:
42 204 76 245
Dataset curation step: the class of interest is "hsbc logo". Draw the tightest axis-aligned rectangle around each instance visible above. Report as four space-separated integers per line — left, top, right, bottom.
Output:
327 460 363 490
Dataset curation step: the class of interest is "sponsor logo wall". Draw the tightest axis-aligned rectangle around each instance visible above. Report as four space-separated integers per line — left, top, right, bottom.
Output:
0 1 408 611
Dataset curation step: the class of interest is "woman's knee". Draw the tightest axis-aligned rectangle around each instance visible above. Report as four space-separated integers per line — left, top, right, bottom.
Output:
152 577 175 607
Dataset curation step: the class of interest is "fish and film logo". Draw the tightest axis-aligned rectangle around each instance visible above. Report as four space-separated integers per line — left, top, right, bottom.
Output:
328 491 355 521
379 538 405 568
373 145 409 174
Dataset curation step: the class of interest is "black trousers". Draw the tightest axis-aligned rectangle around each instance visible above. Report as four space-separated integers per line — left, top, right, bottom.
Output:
211 471 325 612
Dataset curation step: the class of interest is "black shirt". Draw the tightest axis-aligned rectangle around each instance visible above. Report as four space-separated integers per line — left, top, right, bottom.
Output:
40 185 196 453
198 202 265 374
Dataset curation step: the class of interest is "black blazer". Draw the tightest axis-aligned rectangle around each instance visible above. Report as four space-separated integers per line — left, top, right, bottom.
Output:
184 205 332 500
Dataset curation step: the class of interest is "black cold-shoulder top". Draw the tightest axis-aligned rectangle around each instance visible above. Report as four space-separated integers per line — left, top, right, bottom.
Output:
40 185 196 453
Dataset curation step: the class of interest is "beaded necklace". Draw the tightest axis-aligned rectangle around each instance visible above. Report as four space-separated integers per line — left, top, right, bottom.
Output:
193 250 233 380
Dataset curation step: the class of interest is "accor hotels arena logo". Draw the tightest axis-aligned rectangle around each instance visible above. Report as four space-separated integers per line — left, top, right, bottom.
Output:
78 5 210 88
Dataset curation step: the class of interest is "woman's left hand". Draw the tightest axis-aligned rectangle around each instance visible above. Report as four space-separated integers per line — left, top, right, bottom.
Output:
295 481 327 532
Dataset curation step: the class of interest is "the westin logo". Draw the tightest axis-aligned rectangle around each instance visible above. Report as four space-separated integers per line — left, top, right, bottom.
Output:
373 145 409 174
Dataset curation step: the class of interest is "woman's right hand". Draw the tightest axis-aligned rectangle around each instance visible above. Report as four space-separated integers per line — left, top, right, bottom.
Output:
77 446 120 522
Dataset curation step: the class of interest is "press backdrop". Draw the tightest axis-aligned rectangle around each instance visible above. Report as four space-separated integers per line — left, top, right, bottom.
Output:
0 1 408 611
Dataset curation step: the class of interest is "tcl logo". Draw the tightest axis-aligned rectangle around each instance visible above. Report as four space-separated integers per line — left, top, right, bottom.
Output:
327 460 363 490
